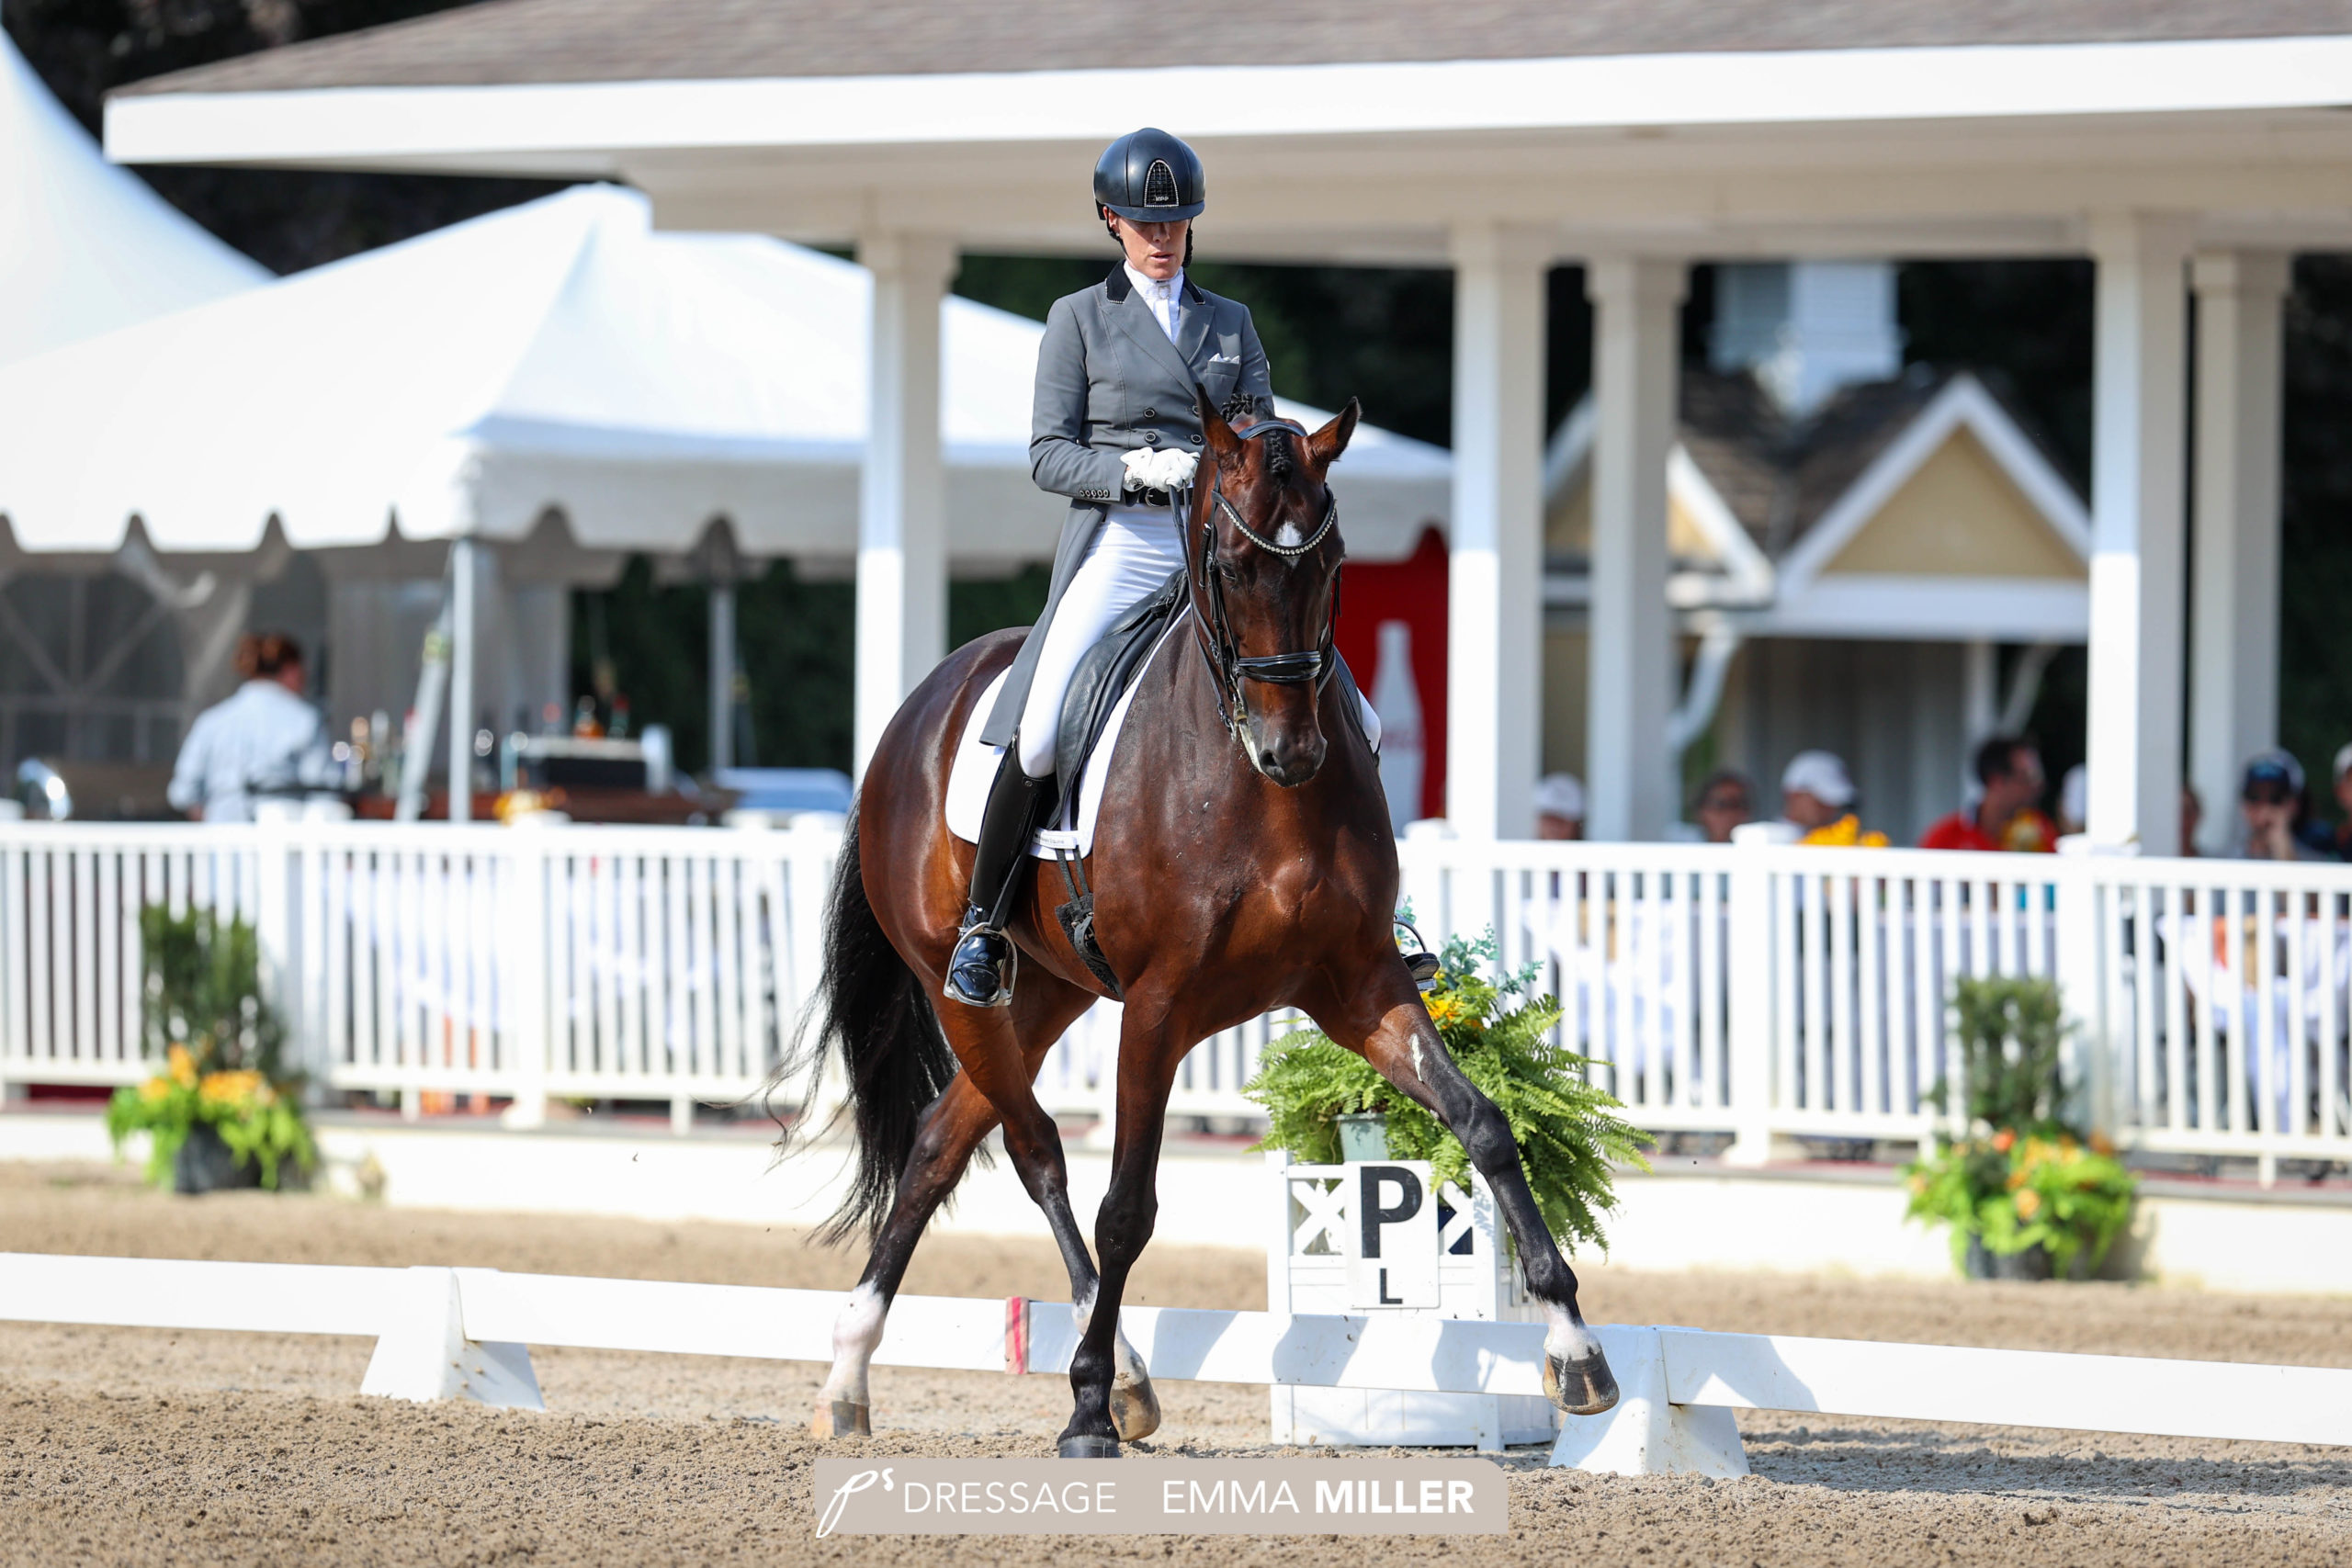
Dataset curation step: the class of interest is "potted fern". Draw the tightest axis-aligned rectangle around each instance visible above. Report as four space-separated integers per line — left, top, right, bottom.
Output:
1243 929 1649 1254
1904 976 2135 1280
106 907 314 1192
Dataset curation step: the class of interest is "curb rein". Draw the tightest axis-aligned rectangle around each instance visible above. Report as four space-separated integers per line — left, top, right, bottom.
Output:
1169 425 1343 743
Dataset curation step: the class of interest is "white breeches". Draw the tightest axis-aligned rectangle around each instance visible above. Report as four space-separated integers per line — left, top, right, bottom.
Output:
1014 503 1378 779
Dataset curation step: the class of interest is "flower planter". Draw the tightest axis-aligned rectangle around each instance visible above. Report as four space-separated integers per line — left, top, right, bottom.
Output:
173 1123 261 1195
1962 1235 2053 1282
1334 1111 1391 1162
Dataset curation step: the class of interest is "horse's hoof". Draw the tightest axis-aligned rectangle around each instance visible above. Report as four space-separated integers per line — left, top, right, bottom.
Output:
1544 1348 1620 1416
1057 1433 1122 1459
1109 1371 1161 1443
810 1398 872 1438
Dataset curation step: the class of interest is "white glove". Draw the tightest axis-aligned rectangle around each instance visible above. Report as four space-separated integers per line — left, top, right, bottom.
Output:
1121 446 1198 492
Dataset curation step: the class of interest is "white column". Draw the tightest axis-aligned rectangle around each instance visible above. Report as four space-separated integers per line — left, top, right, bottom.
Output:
1585 256 1686 842
1446 224 1550 840
2085 214 2192 855
2189 251 2289 850
447 536 480 824
1961 638 1996 795
854 231 956 777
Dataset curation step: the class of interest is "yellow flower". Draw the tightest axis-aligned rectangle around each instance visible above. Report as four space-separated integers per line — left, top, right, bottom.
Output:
1799 815 1891 849
198 1070 266 1109
166 1043 198 1089
1425 992 1482 1029
138 1075 173 1104
2088 1132 2116 1156
2014 1189 2042 1220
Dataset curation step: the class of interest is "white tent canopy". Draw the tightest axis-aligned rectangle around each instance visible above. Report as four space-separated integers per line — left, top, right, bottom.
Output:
0 33 263 365
0 184 1449 567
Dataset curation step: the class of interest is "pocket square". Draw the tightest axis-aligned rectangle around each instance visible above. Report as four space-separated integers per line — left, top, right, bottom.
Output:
1206 353 1241 365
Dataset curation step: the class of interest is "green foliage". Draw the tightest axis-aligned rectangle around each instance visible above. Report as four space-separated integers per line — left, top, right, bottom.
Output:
105 906 311 1190
1243 929 1650 1254
1931 975 2068 1135
1905 975 2136 1278
140 905 282 1077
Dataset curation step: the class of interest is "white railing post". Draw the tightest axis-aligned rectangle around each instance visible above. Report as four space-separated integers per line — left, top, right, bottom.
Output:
504 825 551 1131
251 822 300 1078
1721 826 1787 1166
2052 842 2109 1138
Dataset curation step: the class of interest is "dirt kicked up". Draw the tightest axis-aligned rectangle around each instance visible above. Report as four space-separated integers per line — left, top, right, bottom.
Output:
3 1160 2350 1566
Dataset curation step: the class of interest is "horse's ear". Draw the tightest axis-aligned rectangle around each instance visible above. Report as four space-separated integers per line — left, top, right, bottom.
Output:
1195 382 1241 461
1306 398 1360 472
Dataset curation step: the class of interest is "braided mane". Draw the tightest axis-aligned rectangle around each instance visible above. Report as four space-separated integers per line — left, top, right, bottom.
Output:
1261 425 1295 481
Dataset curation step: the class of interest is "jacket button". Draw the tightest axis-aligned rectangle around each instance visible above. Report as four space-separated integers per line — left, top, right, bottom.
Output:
1143 407 1158 419
1188 434 1204 445
1143 431 1159 445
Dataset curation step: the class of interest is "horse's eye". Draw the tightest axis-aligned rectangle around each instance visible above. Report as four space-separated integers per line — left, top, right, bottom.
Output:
1216 562 1241 586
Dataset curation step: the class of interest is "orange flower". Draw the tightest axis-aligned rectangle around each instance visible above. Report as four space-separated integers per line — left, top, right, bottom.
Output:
138 1075 174 1104
165 1043 198 1089
2014 1189 2042 1220
1991 1129 2016 1154
198 1070 267 1109
2088 1132 2116 1156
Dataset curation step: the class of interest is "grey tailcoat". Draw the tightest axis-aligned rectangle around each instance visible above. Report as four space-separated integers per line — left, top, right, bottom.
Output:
978 264 1272 748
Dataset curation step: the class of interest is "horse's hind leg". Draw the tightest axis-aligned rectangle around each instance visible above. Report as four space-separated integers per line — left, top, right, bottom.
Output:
1306 965 1621 1416
811 1072 1000 1438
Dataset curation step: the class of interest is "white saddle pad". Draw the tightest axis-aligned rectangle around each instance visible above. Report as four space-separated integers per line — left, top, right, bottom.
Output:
943 616 1184 860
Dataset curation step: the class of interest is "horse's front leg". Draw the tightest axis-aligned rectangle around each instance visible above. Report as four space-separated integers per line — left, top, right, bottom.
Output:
1058 996 1183 1458
1306 963 1621 1416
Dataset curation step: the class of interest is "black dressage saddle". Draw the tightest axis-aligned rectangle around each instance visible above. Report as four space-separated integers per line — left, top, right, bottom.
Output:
1052 567 1189 812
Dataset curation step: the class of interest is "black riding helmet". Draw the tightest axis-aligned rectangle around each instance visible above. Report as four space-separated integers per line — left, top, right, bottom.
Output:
1093 127 1205 222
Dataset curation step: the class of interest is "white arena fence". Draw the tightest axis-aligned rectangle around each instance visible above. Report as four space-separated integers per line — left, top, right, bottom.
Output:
0 821 2348 1174
5 1250 2350 1474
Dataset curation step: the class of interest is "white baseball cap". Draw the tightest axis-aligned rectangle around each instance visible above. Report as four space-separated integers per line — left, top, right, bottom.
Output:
1780 750 1855 809
2334 742 2352 784
1533 773 1586 821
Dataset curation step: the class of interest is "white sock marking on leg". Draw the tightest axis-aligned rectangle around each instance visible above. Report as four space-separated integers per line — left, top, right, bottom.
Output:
818 1281 887 1406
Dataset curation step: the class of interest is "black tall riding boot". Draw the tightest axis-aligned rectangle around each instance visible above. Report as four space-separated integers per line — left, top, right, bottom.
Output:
944 750 1057 1008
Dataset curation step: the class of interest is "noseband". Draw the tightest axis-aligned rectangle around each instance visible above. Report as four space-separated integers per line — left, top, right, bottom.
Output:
1177 421 1342 743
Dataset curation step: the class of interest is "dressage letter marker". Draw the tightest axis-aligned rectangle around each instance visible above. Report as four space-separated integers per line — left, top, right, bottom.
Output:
1346 1161 1438 1309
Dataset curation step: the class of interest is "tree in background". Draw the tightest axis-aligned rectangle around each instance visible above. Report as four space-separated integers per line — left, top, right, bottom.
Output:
6 0 552 273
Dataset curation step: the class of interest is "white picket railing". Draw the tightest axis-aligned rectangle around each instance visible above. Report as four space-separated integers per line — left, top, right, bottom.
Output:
1 821 2347 1174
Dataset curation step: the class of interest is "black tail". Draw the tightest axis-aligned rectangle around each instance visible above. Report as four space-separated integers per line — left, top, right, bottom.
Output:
767 809 963 1246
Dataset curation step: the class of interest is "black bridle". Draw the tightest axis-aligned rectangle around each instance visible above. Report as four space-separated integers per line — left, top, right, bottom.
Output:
1177 421 1343 742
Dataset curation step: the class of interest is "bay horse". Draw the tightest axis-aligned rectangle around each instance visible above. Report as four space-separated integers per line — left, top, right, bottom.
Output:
788 388 1619 1458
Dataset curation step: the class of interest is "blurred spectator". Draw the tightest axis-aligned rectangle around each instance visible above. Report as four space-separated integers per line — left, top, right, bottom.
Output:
2058 763 2087 838
1780 750 1887 847
1920 737 2055 852
2180 784 2203 858
2333 744 2352 861
1690 769 1754 844
1534 773 1585 840
167 633 333 824
2230 750 2332 862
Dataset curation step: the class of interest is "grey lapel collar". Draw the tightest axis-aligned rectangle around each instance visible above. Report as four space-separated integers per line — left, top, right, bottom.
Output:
1099 265 1196 389
1173 276 1213 370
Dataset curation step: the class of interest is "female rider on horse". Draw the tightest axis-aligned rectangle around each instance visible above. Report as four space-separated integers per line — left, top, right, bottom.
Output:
945 127 1380 1009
